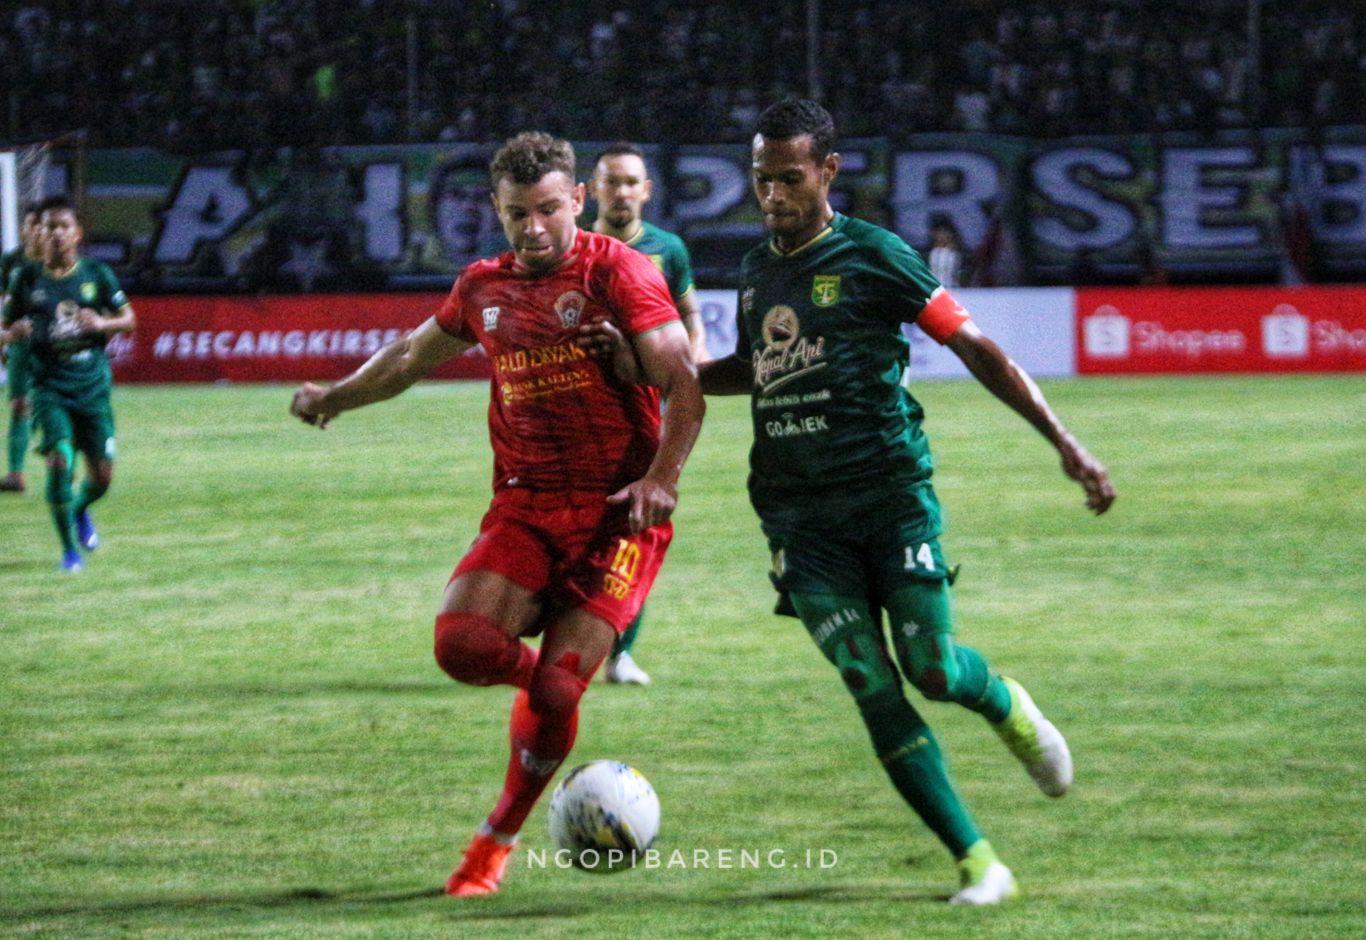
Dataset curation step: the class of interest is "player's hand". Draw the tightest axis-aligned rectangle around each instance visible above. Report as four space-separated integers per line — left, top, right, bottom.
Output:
576 319 642 384
291 382 337 429
74 308 103 333
1059 438 1115 514
607 475 678 533
6 318 33 341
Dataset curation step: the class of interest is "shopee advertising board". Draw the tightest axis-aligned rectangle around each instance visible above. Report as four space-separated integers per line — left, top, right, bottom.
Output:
1077 287 1366 373
110 294 491 383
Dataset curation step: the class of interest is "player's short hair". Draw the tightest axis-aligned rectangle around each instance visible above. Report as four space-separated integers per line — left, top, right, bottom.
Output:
36 194 77 219
489 132 576 186
756 98 836 163
594 141 647 168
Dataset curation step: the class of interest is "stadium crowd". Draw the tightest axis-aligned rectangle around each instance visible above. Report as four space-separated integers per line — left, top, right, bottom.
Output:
4 0 1361 151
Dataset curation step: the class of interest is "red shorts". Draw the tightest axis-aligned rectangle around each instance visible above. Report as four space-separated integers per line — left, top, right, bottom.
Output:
452 487 673 634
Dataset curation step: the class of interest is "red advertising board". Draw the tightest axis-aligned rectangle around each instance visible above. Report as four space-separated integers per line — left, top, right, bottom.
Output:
1076 287 1366 374
108 294 492 383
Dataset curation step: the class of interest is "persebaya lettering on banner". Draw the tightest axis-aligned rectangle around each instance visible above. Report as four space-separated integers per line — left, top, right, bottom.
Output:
51 129 1366 291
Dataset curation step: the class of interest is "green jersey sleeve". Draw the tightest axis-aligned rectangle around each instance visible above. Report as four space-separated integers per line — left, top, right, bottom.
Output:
853 221 943 326
94 262 130 312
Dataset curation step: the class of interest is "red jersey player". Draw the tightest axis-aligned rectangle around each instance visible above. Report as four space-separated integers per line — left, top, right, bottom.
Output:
290 132 704 896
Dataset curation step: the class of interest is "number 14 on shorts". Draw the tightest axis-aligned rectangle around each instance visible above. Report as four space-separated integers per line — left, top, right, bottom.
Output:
905 543 936 573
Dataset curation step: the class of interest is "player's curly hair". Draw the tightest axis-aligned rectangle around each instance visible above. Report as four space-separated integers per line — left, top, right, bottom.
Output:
756 98 836 163
489 132 576 186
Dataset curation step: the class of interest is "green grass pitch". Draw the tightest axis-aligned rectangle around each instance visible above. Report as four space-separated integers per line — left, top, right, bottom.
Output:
2 375 1363 938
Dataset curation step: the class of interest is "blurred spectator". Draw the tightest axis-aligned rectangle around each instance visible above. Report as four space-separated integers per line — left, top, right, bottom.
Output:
927 220 965 288
1 1 1360 149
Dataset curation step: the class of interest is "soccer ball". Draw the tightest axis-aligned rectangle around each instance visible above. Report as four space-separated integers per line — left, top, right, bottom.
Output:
547 760 659 873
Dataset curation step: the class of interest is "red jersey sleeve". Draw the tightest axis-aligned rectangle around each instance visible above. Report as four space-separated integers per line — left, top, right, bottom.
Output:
600 242 680 336
434 272 477 342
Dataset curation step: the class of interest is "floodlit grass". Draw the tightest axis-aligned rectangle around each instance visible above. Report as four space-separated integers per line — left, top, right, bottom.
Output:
2 375 1363 938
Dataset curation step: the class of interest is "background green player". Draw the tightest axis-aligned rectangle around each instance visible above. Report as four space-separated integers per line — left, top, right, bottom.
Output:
1 195 136 572
696 99 1116 904
590 142 706 686
0 203 44 492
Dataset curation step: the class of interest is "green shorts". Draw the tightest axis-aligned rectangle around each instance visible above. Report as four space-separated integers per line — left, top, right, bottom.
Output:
5 342 31 399
760 482 950 602
32 387 116 462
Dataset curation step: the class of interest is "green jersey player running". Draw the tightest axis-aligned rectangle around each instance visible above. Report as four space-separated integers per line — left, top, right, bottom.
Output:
698 99 1116 904
0 202 44 493
590 142 707 686
1 195 136 572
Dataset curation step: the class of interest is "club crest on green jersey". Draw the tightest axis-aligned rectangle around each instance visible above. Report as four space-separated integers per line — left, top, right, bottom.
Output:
80 281 98 302
811 274 840 307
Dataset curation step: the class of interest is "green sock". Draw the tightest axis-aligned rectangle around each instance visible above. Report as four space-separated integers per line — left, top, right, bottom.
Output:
7 412 28 475
954 647 1012 723
74 478 107 517
613 609 644 657
860 687 982 856
46 444 77 554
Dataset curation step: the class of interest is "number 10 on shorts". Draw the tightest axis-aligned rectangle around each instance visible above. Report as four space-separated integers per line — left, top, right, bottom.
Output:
905 543 935 573
603 539 641 600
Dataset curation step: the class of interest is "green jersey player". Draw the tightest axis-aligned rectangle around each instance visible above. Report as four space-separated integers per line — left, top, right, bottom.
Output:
698 99 1116 904
0 203 43 492
590 142 707 686
1 196 136 571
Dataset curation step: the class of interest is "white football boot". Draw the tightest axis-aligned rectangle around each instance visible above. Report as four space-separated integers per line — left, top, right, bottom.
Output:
605 652 652 686
992 676 1072 797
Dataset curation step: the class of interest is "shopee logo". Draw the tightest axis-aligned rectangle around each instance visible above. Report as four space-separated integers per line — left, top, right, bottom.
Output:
1084 306 1130 357
1262 306 1309 358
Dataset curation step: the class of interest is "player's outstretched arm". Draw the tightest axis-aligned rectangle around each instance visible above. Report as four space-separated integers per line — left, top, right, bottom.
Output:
608 320 705 533
946 320 1116 514
291 316 472 429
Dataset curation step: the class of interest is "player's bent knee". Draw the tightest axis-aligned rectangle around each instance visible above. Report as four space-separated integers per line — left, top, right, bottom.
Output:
528 654 588 721
433 611 519 686
901 635 960 701
831 640 899 702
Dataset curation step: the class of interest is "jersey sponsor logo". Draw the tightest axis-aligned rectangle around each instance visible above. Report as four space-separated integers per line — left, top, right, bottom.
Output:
811 275 840 307
761 305 799 350
754 305 827 393
51 300 83 342
764 412 830 438
555 290 586 328
483 306 501 330
491 342 588 375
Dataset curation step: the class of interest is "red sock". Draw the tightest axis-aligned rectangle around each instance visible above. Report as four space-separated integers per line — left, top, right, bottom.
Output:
485 654 588 835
